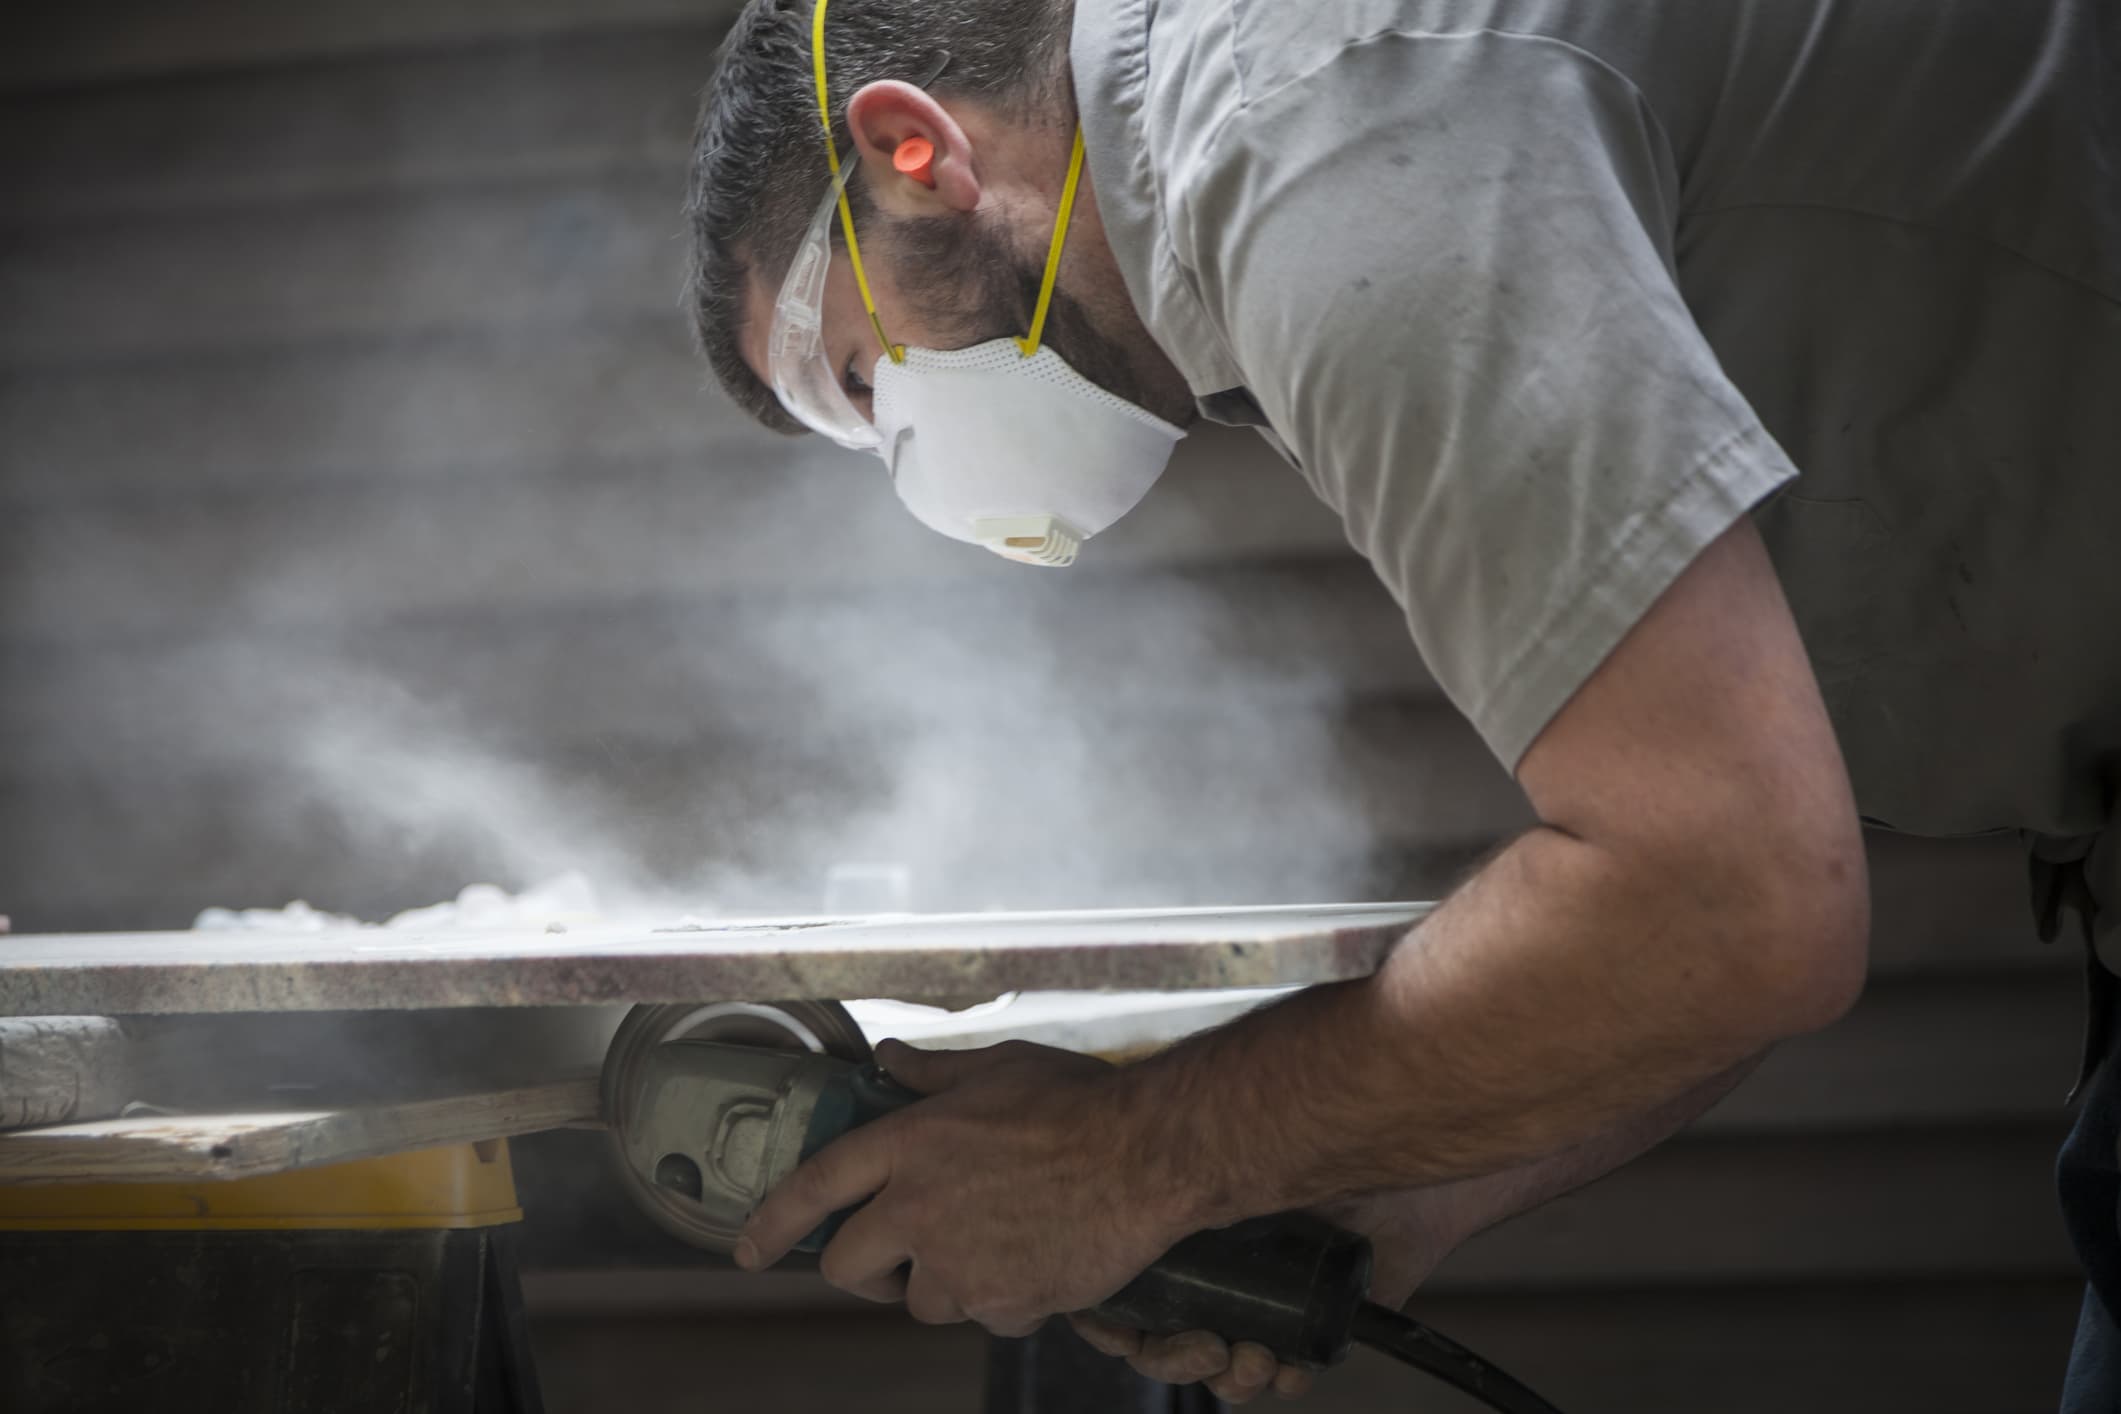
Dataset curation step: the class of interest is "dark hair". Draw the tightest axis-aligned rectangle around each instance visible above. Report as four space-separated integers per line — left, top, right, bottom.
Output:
685 0 1075 432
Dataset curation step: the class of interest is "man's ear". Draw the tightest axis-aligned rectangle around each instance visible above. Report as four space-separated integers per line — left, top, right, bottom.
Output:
845 80 981 216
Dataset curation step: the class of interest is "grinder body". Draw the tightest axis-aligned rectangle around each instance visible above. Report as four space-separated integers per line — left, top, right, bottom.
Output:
614 1038 919 1254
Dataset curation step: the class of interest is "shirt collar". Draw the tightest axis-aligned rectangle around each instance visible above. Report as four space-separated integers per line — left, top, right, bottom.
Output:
1071 0 1246 399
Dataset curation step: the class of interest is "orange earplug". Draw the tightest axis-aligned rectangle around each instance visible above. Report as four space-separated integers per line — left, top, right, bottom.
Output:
893 136 937 187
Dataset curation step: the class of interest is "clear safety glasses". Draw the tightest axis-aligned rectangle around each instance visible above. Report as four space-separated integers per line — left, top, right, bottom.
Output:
768 161 892 451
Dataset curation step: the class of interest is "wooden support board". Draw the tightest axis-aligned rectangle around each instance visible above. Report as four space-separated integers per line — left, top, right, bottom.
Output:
0 1076 601 1185
0 903 1428 1016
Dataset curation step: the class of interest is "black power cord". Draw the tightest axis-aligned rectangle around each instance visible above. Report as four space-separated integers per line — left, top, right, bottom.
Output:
1090 1212 1567 1413
1350 1302 1564 1414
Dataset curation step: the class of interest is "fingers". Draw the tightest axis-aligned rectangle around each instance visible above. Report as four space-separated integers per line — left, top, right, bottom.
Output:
976 1308 1049 1339
816 1200 912 1303
872 1037 1048 1095
838 1264 909 1305
815 1197 1036 1336
1068 1314 1143 1359
903 1264 967 1326
1076 1322 1308 1404
869 1038 971 1095
1126 1330 1232 1386
737 1126 893 1270
1203 1342 1280 1404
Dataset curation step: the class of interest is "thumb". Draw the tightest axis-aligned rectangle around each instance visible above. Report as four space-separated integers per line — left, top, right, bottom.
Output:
873 1038 992 1095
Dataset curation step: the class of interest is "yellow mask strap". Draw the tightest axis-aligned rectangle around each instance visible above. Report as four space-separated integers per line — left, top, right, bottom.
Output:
1015 127 1086 358
813 0 904 363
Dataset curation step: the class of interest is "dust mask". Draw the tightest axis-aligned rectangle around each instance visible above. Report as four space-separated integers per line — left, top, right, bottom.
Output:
871 345 1182 565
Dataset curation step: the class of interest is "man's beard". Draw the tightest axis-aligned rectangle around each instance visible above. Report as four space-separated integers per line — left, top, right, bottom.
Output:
881 209 1189 424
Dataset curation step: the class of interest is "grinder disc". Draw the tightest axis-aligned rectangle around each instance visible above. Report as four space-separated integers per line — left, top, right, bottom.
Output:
601 999 871 1250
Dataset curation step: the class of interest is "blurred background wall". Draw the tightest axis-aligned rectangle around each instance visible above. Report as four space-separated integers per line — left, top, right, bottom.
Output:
0 2 2089 1409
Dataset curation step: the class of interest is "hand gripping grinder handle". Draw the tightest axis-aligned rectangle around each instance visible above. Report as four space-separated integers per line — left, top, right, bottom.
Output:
617 1039 1561 1411
825 1064 1382 1370
616 1037 1373 1367
798 1057 1373 1362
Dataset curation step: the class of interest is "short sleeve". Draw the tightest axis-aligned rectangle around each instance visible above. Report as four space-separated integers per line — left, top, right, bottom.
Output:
1173 30 1797 768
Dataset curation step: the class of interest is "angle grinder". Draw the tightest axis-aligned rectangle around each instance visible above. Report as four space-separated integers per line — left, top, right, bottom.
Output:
601 1000 1564 1413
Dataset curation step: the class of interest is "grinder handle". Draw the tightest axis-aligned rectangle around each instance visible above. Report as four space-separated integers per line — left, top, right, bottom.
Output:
793 1059 924 1253
1090 1211 1375 1370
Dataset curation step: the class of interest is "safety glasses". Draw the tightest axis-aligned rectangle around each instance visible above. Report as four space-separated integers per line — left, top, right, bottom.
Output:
767 159 888 451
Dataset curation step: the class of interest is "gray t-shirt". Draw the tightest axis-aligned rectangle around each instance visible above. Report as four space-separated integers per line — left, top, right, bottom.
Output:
1075 0 2121 949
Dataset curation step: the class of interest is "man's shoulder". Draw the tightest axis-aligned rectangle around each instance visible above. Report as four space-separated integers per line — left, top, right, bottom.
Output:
1188 0 1646 110
1128 0 1681 202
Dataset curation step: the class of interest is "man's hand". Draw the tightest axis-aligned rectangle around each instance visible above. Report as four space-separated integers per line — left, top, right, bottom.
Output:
1068 1186 1463 1403
734 1038 1197 1336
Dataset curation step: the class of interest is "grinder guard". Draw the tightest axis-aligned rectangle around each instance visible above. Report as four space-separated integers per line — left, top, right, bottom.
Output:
600 999 871 1252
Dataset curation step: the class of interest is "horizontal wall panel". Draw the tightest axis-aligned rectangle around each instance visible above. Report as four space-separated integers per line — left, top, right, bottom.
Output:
0 175 684 364
0 324 730 504
2 29 715 222
1707 967 2081 1130
2 1 739 91
1864 830 2050 971
1439 1123 2075 1288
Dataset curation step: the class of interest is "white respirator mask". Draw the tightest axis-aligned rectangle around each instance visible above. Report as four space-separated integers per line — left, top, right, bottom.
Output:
870 343 1186 566
765 0 1184 567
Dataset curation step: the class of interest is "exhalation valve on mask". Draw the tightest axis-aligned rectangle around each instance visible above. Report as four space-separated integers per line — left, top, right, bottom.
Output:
973 515 1085 568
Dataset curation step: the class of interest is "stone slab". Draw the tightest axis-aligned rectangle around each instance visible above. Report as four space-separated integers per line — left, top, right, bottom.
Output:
0 903 1429 1017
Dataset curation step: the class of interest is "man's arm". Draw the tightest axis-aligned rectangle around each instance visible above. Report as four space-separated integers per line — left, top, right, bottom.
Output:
1122 520 1866 1227
735 518 1868 1346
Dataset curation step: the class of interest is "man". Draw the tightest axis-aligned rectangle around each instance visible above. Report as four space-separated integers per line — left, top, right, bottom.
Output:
685 0 2120 1404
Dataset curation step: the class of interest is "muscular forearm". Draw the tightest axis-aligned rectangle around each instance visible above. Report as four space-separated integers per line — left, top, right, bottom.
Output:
1121 822 1845 1230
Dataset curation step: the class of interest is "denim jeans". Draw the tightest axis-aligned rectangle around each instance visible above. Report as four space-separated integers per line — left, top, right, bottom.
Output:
2059 954 2121 1413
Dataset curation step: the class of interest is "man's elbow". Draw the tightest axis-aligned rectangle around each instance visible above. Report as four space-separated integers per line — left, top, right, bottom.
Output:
1736 838 1870 1039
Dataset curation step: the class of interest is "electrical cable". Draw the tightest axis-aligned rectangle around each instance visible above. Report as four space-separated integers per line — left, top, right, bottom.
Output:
1350 1301 1565 1414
